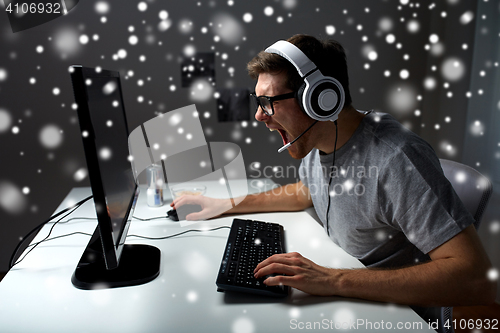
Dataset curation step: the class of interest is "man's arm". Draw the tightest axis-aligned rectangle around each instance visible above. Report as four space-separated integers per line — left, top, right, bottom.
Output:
171 180 313 220
229 180 313 214
254 225 497 307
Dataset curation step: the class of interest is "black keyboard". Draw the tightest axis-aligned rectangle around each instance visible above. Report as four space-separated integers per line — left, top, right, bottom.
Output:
216 218 289 297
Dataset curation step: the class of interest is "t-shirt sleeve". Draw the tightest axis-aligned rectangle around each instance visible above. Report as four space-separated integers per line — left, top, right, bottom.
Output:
377 143 474 254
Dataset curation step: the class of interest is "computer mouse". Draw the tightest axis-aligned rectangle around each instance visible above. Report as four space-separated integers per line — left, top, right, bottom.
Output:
167 209 179 221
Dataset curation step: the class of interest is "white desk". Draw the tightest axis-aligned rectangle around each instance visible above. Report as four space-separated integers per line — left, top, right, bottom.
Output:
0 181 434 333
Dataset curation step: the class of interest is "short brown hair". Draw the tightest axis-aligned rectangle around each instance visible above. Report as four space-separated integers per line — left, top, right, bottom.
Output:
247 34 352 107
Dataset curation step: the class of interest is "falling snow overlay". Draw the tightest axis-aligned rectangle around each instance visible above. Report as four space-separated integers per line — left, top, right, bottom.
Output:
0 0 498 315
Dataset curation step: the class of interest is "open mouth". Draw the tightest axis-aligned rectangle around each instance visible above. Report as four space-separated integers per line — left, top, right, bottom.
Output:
278 129 290 145
269 128 290 145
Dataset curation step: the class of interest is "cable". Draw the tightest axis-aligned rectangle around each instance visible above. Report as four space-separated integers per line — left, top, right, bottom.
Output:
11 214 229 268
26 232 94 248
55 215 167 223
132 215 171 221
127 226 231 240
325 120 338 237
10 192 229 268
10 196 92 269
15 226 230 260
56 217 98 224
56 214 169 224
9 195 93 269
29 226 230 245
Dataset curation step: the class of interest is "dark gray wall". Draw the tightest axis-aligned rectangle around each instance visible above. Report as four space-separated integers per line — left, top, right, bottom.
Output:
462 0 500 301
1 0 498 296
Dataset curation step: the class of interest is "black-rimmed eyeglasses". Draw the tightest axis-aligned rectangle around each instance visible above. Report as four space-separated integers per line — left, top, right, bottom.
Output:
250 92 296 116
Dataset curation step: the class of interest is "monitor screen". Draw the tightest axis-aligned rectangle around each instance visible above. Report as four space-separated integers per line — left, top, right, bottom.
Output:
84 75 136 247
70 66 160 290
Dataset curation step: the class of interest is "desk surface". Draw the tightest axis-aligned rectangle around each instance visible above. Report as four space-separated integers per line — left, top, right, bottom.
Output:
0 181 434 333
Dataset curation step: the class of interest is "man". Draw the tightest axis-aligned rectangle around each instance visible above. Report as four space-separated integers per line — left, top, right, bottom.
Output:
172 34 496 307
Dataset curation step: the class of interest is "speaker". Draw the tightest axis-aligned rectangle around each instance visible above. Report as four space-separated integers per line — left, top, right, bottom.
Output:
265 40 345 122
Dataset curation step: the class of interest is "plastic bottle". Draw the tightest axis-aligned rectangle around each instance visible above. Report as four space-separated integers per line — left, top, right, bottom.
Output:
146 164 164 207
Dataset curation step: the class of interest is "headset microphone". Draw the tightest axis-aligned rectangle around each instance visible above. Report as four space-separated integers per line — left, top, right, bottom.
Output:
277 120 318 153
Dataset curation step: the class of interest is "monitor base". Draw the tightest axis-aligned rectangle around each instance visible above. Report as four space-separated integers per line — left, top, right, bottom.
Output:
71 243 161 290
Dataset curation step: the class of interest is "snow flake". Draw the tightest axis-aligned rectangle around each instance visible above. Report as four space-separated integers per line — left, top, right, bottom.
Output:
129 35 138 45
0 182 27 214
39 125 63 149
0 109 12 133
264 6 274 16
326 25 335 35
0 68 7 81
95 1 110 14
137 2 147 12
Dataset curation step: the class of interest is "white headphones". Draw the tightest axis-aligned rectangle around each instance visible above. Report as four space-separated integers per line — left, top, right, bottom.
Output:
265 40 345 122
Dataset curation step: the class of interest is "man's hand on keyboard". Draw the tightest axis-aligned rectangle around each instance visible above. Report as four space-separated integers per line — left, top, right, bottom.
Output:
170 195 233 220
253 252 337 296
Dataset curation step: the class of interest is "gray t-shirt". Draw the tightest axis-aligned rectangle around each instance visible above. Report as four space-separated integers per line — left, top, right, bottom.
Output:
299 111 474 268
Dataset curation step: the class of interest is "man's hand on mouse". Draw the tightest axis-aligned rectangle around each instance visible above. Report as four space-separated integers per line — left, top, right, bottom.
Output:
170 195 233 220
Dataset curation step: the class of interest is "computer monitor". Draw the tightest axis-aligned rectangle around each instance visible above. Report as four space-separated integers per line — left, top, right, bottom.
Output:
70 65 160 290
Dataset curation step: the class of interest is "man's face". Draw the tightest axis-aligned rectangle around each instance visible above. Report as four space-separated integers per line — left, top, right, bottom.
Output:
254 72 317 159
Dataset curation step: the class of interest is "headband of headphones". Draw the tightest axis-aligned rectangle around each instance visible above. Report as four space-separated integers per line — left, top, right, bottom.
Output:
265 40 316 78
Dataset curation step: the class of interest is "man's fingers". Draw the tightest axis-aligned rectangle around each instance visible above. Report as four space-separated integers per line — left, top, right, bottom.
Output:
171 196 187 208
172 195 202 208
253 253 302 273
263 274 294 287
254 262 298 278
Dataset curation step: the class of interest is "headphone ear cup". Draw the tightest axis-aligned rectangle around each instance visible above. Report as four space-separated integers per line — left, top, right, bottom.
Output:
303 75 345 121
296 83 307 114
311 82 340 114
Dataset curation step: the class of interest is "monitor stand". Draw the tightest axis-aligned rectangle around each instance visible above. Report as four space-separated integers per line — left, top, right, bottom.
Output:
71 227 161 290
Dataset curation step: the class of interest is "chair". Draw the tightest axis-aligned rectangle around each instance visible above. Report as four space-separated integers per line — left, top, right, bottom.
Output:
440 159 492 230
414 159 493 333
